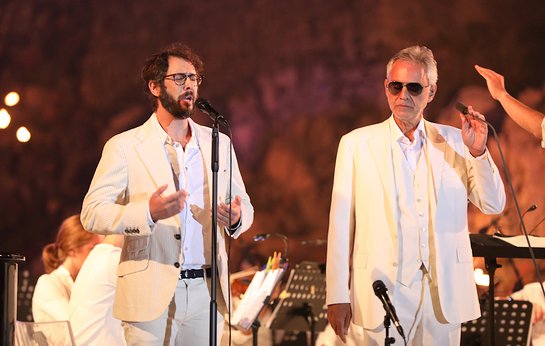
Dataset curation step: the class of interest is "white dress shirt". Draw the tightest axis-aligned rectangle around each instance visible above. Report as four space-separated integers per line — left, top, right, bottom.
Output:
153 118 210 270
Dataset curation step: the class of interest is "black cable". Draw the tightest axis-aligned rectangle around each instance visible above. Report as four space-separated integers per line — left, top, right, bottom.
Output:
225 125 233 346
528 215 545 236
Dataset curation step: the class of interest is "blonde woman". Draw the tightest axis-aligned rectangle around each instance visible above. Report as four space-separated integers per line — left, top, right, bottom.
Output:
32 215 102 322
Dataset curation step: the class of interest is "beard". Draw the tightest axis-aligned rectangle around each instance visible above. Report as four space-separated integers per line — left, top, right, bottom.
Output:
159 83 193 119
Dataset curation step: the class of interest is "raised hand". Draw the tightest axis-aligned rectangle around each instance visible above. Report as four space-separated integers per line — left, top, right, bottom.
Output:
149 184 188 222
217 195 242 228
460 105 488 157
475 65 507 101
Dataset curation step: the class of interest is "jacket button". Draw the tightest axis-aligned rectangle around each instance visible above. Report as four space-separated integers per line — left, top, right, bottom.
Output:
175 234 181 240
174 262 180 268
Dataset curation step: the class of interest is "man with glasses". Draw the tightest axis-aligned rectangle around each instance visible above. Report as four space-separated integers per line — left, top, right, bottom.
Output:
81 42 254 345
326 45 505 345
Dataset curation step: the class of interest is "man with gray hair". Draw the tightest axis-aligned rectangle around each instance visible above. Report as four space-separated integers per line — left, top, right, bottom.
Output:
326 45 506 345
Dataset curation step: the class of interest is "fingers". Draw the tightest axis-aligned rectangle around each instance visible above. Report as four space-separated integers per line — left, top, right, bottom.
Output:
154 184 169 197
460 106 486 129
232 195 242 207
149 187 188 222
327 304 351 343
217 195 242 226
475 64 490 76
475 65 495 78
467 106 486 122
475 64 505 86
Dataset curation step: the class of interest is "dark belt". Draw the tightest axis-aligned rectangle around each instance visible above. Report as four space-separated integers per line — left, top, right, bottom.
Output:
179 268 212 280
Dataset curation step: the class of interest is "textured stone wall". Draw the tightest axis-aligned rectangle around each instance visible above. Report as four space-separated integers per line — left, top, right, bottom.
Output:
1 0 545 295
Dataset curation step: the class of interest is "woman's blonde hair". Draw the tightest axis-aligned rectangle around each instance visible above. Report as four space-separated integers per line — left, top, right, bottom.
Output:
41 215 95 273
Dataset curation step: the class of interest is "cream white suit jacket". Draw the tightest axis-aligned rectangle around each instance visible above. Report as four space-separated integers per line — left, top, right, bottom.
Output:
81 114 254 322
326 117 505 329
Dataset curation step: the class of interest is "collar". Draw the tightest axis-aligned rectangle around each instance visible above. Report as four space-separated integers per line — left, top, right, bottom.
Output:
389 115 427 144
152 114 200 148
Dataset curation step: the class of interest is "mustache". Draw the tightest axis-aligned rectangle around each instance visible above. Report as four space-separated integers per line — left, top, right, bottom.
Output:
178 90 195 102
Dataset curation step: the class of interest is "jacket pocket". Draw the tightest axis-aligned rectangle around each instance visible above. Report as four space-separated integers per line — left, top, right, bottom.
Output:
117 236 150 276
353 252 368 269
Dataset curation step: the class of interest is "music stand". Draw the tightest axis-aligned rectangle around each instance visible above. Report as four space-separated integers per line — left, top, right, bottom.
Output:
461 299 533 346
267 261 328 346
231 265 286 346
470 234 545 345
14 320 76 346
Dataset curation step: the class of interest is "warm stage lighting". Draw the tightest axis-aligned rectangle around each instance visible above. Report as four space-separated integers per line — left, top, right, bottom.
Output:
16 126 31 142
474 268 490 287
4 91 20 106
0 108 11 129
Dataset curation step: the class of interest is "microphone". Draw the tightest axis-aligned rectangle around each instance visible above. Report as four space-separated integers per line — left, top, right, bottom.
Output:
196 98 229 127
253 233 271 242
253 233 289 260
455 102 487 124
520 204 538 235
300 239 327 246
372 280 405 338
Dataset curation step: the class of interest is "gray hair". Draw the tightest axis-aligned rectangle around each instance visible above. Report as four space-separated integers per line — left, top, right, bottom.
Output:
386 46 438 86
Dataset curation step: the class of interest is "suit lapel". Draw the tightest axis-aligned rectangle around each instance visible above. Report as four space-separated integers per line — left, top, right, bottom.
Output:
424 121 446 200
423 121 447 236
134 115 180 227
191 120 214 207
368 119 398 240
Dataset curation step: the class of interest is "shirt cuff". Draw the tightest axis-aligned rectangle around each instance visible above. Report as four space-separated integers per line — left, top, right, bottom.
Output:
146 206 155 227
471 148 488 160
227 218 242 235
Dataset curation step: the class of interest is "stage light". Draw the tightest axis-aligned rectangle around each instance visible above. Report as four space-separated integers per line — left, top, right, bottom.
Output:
0 108 11 129
4 91 20 107
16 126 31 142
474 268 490 287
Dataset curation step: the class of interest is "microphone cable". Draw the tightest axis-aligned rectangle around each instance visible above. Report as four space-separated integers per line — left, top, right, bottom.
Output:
457 102 545 301
225 123 234 346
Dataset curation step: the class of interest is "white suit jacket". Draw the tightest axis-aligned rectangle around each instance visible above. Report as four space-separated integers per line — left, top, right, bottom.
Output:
81 114 254 322
326 117 505 328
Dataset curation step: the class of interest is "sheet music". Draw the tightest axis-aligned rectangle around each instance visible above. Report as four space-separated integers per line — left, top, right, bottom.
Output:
231 268 284 330
493 234 545 248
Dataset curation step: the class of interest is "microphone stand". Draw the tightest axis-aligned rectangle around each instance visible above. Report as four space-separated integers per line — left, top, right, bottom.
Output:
209 119 219 346
383 315 396 346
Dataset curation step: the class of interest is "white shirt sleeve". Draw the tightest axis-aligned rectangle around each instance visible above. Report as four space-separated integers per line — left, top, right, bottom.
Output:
32 266 73 322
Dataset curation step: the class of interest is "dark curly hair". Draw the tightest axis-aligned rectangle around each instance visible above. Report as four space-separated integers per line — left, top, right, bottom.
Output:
141 42 204 111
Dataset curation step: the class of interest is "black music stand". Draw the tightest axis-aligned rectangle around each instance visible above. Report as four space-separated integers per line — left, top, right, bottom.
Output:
470 234 545 345
461 299 533 346
267 261 328 346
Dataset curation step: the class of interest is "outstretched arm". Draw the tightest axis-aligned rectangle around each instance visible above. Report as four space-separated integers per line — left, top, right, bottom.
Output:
475 65 544 140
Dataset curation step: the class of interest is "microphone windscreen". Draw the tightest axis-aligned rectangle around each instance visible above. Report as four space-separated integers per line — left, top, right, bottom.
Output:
455 102 469 115
372 280 387 296
196 98 209 112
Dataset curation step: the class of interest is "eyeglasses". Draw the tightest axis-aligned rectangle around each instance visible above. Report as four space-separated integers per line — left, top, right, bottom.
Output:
164 73 203 86
387 81 428 96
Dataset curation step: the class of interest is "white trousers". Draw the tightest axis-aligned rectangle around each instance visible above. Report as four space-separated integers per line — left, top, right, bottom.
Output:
363 269 461 346
122 278 224 346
